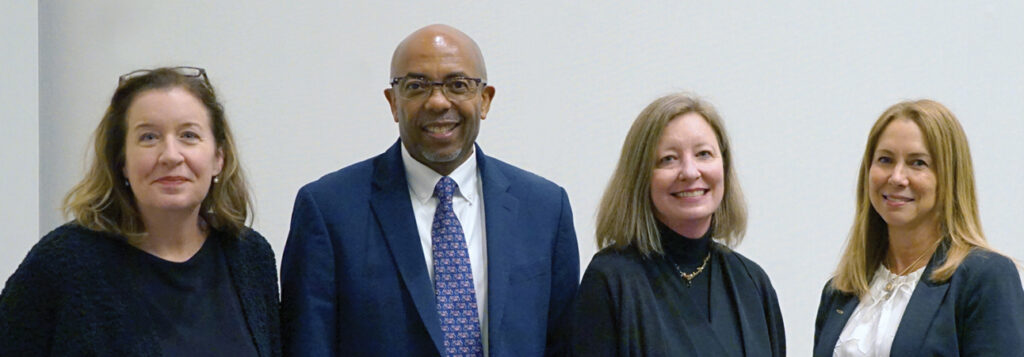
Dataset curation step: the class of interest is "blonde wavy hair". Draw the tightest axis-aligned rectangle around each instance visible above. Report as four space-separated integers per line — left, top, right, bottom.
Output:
831 99 994 296
63 67 252 238
596 93 746 255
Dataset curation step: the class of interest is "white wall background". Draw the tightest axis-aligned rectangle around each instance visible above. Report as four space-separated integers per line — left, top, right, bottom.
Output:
7 1 1024 352
1 1 39 288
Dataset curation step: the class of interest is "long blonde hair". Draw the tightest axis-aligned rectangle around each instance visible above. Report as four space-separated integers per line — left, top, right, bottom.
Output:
63 68 252 238
831 99 992 296
596 93 746 255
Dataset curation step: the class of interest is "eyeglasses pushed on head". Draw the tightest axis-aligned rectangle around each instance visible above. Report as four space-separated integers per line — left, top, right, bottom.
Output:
118 66 210 87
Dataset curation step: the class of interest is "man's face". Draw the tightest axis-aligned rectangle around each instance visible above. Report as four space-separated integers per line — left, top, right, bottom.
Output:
385 34 493 176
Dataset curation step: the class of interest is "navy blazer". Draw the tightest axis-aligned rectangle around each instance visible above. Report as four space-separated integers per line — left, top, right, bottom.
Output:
814 244 1024 356
0 224 281 356
280 141 580 356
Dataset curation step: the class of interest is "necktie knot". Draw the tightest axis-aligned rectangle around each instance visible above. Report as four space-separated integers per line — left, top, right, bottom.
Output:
434 176 458 203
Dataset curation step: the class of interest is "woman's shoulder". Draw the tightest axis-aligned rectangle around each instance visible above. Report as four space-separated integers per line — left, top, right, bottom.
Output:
714 243 772 282
30 223 124 264
227 228 271 247
586 245 654 276
5 223 124 294
218 228 276 264
954 248 1020 281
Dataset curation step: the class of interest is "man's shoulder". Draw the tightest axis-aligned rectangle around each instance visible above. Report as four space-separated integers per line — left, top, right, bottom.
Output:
480 154 563 192
299 151 389 198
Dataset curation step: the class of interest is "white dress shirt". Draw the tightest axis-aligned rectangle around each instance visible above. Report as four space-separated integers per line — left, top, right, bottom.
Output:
401 145 489 353
834 264 925 357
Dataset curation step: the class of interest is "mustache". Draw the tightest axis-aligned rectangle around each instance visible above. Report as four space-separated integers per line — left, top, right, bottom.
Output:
416 110 462 124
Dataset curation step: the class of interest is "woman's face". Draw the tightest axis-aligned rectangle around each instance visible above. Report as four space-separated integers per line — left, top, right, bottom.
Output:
868 118 939 231
650 113 725 236
122 87 222 219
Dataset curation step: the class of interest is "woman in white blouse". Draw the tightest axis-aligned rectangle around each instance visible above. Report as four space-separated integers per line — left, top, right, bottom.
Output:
813 99 1024 356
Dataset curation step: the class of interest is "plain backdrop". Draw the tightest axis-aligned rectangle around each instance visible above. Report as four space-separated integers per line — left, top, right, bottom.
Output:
4 1 1024 352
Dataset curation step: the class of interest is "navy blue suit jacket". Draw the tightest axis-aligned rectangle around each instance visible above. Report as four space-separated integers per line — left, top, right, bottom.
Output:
281 141 580 356
814 244 1024 356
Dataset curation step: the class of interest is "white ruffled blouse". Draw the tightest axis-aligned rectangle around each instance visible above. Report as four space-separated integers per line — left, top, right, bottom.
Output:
833 264 926 357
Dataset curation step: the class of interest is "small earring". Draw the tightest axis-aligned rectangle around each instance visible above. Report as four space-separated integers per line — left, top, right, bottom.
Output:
124 179 130 187
213 176 219 184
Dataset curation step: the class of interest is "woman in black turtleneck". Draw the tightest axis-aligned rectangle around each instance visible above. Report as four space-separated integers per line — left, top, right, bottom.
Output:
567 93 784 356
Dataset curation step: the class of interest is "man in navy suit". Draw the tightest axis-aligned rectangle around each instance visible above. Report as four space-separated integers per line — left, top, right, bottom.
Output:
280 24 580 356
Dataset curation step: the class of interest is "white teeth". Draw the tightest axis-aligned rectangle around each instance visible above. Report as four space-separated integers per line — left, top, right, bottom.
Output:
674 190 705 198
425 124 456 134
884 194 912 202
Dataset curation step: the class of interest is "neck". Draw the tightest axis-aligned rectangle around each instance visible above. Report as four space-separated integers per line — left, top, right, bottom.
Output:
886 222 941 275
660 216 712 239
134 207 208 262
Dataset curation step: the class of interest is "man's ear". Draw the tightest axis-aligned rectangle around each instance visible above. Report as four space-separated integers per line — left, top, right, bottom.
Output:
480 85 495 120
384 88 400 123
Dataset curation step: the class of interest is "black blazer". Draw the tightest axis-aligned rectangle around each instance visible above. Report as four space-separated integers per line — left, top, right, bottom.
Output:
0 224 282 356
814 244 1024 356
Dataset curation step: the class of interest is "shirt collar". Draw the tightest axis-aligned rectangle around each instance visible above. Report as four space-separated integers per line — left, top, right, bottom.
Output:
401 143 478 204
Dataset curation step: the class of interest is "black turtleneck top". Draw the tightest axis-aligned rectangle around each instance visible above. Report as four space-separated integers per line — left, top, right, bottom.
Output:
658 221 713 322
568 221 786 356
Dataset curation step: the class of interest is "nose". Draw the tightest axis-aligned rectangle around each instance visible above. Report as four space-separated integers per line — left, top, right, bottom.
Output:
677 157 701 181
158 139 185 167
423 84 453 113
888 163 908 186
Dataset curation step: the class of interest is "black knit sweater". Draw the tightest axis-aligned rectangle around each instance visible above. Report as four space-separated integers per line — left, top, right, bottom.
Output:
0 223 282 356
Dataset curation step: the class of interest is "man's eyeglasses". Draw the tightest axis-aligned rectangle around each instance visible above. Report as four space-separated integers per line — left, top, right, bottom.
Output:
389 76 485 101
118 66 210 87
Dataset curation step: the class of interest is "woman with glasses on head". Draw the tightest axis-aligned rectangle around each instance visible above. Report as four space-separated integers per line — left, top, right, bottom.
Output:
813 100 1024 356
567 93 785 356
0 67 280 356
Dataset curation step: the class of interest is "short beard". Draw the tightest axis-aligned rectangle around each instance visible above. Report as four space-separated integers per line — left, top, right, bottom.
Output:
420 145 463 163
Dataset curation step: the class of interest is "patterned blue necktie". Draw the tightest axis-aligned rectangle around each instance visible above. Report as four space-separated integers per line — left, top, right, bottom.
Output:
432 176 483 357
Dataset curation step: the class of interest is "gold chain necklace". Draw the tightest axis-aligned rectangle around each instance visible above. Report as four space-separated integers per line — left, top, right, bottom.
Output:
670 253 711 287
884 239 941 292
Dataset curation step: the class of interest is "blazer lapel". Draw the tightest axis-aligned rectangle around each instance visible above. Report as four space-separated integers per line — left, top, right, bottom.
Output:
369 141 445 354
476 147 520 349
890 244 951 356
220 234 270 357
813 292 859 357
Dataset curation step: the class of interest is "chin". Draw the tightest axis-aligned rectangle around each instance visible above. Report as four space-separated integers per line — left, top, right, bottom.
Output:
423 148 463 163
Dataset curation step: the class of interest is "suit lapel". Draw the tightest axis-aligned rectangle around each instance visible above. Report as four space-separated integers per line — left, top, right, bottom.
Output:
220 234 269 357
369 141 445 354
813 293 859 357
890 244 951 356
477 147 520 349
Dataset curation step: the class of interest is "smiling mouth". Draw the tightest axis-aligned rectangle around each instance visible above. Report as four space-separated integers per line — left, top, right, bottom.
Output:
883 194 914 203
424 122 459 134
673 189 707 198
155 177 189 184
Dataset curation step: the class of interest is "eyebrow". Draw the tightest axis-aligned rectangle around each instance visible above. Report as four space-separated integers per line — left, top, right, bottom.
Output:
874 148 931 157
130 122 204 131
402 72 472 80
